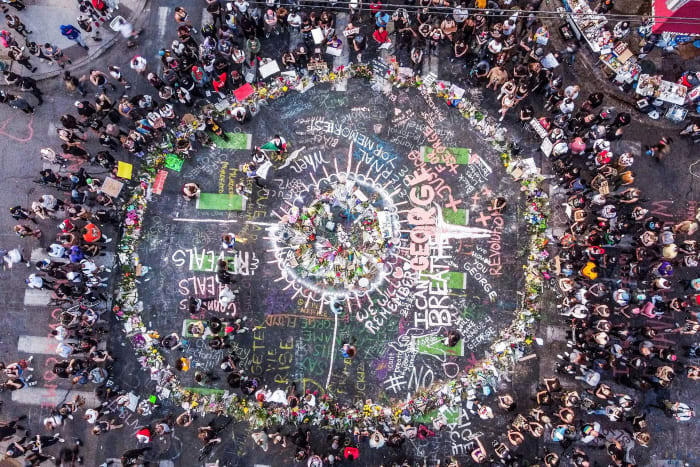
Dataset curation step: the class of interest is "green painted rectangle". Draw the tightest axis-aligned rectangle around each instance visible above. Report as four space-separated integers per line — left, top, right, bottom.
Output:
164 153 184 172
209 132 251 149
197 193 245 211
420 271 467 290
413 334 465 357
422 146 472 165
414 407 462 425
191 254 236 272
442 208 468 225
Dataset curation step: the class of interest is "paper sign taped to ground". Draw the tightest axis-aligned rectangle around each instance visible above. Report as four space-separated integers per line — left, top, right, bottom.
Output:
259 60 280 79
101 177 124 198
116 161 133 179
152 170 167 195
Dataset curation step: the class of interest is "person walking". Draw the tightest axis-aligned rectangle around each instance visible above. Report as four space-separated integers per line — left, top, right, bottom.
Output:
63 71 88 96
129 55 147 75
5 14 30 36
0 28 17 48
60 24 89 50
10 205 37 224
2 247 30 268
108 65 131 89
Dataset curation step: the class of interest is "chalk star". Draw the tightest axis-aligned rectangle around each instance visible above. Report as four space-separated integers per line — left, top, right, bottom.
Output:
474 211 492 227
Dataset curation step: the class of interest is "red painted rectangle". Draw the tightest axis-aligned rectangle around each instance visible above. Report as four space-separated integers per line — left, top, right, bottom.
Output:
152 170 168 195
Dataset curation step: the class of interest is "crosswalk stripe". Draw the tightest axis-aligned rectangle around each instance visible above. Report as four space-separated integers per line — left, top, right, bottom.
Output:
429 54 439 77
23 289 52 306
332 12 350 76
11 387 99 407
17 335 106 354
17 335 58 354
201 7 213 30
157 6 169 74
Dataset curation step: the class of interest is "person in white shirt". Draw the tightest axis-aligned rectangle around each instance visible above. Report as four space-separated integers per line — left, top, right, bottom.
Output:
288 11 302 31
26 273 51 289
234 0 249 15
453 2 469 24
48 243 66 259
51 325 69 341
2 248 29 268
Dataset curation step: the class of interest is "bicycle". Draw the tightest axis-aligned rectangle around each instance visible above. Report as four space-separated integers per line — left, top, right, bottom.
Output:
32 178 72 192
40 148 69 167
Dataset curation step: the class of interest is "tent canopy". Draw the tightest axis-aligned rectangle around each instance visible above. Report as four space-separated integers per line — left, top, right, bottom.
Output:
653 0 700 35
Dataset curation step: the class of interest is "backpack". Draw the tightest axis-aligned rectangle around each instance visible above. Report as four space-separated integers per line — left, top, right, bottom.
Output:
92 0 105 11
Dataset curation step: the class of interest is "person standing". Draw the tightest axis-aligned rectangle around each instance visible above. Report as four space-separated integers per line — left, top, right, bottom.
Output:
44 43 72 68
19 76 43 105
60 24 89 50
89 69 116 94
63 71 88 96
6 93 34 113
8 45 36 72
27 41 53 63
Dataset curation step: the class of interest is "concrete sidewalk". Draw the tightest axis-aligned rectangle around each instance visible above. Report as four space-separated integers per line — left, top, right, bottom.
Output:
1 0 148 82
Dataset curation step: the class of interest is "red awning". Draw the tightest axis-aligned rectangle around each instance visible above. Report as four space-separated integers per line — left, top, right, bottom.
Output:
653 0 700 35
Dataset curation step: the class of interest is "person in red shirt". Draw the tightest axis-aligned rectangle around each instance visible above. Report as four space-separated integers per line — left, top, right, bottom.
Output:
372 26 389 44
212 72 227 95
369 1 382 14
82 223 112 244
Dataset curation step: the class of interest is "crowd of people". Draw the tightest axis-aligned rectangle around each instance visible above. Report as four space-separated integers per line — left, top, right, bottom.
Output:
0 0 698 464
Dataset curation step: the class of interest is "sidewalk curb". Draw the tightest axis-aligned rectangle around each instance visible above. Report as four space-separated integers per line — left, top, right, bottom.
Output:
29 0 149 83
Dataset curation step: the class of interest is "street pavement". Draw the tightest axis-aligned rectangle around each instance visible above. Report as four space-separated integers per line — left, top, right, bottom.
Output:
0 0 698 466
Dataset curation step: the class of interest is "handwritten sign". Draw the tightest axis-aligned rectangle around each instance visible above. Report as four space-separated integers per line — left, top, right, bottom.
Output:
343 27 359 37
100 177 124 198
117 161 133 179
259 60 280 79
540 137 553 157
152 169 168 195
529 119 548 139
326 46 342 56
307 61 328 72
311 28 324 44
